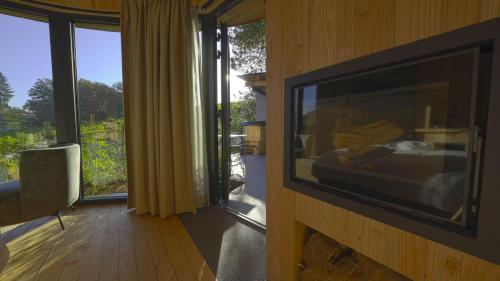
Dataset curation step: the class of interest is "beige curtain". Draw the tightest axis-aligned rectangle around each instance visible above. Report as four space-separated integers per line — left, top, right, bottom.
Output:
121 0 204 217
186 8 209 207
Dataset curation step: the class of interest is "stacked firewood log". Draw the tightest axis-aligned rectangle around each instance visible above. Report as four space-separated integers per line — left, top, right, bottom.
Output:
299 232 410 281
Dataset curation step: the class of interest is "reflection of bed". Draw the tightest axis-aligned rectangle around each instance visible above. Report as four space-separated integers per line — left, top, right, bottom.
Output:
310 148 466 216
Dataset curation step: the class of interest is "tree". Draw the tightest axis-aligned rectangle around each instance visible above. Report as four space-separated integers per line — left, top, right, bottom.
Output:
229 20 266 74
112 81 123 93
22 78 124 126
0 72 14 129
2 107 30 130
78 79 123 122
23 79 55 127
0 72 14 110
230 89 256 133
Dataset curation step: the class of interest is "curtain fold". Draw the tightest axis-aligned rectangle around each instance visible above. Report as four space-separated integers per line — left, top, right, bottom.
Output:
187 8 209 207
121 0 206 217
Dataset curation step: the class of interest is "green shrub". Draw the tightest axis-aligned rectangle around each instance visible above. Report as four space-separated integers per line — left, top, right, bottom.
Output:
0 131 42 181
81 119 127 196
0 119 128 197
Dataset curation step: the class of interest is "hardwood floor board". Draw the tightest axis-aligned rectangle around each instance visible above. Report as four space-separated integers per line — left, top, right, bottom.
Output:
0 204 213 281
130 213 158 281
58 206 109 281
157 217 197 281
144 216 177 281
35 207 102 281
0 247 51 281
166 216 216 281
118 207 138 281
77 205 112 281
5 214 79 258
97 205 122 281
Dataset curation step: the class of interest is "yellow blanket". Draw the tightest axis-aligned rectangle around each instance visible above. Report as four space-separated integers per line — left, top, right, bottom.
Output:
331 119 404 165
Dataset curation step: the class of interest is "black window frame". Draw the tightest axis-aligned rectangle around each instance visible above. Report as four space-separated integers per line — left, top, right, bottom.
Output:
0 2 125 204
200 0 268 231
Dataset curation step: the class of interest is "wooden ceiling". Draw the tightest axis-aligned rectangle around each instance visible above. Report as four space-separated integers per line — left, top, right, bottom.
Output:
217 0 265 26
8 0 119 11
7 0 120 16
194 0 265 26
195 0 224 14
6 0 265 26
8 0 218 13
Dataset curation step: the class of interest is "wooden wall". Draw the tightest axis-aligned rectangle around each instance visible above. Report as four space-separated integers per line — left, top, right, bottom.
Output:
265 1 500 281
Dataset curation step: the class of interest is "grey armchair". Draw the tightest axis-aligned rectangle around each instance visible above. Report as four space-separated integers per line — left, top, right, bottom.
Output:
0 144 80 230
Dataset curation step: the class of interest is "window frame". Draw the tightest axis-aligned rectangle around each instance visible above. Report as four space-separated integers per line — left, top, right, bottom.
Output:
72 20 124 201
0 2 125 203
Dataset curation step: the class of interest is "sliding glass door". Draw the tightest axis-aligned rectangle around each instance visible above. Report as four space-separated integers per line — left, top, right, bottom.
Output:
214 19 267 226
74 23 127 198
0 12 56 182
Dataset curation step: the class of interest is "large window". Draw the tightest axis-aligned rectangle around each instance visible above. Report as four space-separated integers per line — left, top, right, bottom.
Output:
0 3 124 201
74 24 127 198
0 12 55 182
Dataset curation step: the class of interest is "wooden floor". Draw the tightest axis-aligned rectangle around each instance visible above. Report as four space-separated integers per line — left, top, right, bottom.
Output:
0 204 216 281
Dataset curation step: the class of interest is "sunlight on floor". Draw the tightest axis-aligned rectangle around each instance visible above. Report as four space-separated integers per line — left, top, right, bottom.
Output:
228 154 266 225
0 205 217 281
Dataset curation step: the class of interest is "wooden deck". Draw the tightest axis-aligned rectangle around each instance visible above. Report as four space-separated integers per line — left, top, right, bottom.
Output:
0 204 216 281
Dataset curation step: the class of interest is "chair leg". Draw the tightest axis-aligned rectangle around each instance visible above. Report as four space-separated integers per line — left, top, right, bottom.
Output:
55 210 65 230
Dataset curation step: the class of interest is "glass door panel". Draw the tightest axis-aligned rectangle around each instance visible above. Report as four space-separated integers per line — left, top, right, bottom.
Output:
74 23 127 198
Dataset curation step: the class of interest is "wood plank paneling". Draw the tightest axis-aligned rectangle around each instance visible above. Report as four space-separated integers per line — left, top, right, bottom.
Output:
441 0 481 32
394 0 443 45
279 1 301 281
265 0 283 278
481 0 500 20
307 0 337 70
353 0 395 57
384 226 428 281
425 242 463 281
336 0 354 63
266 0 500 280
338 0 396 62
347 212 387 264
462 254 500 281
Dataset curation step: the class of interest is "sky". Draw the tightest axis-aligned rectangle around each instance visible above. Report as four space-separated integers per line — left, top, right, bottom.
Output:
217 36 248 104
0 12 248 108
0 13 122 108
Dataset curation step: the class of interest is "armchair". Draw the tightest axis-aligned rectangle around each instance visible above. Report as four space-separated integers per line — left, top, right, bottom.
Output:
0 144 80 230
